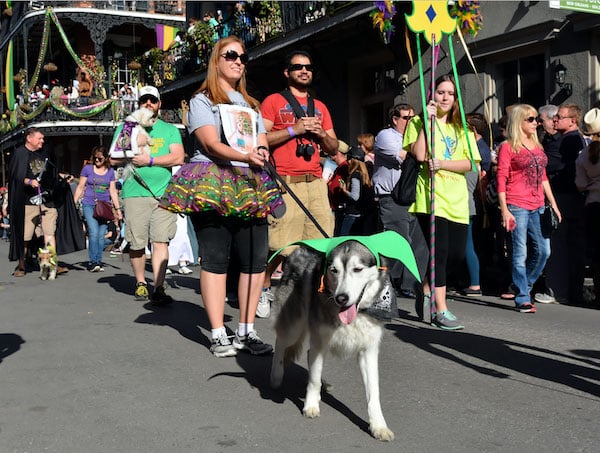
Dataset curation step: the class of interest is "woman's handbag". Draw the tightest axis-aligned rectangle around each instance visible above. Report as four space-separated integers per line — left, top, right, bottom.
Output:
391 153 420 206
93 200 114 222
540 204 559 238
92 180 114 222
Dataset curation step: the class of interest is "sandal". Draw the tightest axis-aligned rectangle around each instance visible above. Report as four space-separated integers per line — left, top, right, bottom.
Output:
12 267 26 277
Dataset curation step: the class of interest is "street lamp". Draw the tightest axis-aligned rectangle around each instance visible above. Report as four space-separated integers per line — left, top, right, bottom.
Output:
554 60 572 97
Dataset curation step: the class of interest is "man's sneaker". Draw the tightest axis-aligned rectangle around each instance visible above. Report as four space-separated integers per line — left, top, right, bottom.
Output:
210 332 237 358
178 265 193 275
516 302 536 313
534 292 556 304
134 282 149 301
151 285 174 306
233 331 273 355
256 288 274 318
431 310 464 330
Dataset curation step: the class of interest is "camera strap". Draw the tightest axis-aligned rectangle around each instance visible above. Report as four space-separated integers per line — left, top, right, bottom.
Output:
279 90 315 145
279 89 314 119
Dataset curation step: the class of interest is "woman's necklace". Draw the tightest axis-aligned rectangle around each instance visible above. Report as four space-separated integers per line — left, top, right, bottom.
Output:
434 119 458 159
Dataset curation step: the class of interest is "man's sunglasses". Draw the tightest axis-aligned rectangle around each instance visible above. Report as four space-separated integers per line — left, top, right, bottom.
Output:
288 64 314 72
221 50 249 65
139 95 159 104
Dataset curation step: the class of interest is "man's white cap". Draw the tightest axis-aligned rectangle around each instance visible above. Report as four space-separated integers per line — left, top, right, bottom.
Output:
138 85 160 100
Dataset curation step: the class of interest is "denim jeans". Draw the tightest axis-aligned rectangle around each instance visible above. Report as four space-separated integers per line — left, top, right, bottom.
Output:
83 203 108 264
509 205 551 304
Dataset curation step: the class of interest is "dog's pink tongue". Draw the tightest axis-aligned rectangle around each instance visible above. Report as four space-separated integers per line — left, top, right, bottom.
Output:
338 304 357 325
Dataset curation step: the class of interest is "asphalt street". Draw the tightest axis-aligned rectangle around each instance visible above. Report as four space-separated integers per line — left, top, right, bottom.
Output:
1 240 599 452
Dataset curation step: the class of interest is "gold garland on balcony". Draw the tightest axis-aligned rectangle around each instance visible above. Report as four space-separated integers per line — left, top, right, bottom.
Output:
18 98 118 121
27 7 101 95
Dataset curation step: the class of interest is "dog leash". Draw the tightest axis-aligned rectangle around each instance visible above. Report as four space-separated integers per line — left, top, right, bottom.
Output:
264 160 329 239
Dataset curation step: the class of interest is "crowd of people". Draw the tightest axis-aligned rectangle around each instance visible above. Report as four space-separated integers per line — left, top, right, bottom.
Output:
5 36 600 357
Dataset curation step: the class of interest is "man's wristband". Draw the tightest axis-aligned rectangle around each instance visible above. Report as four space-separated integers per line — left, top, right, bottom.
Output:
287 126 295 138
148 157 154 167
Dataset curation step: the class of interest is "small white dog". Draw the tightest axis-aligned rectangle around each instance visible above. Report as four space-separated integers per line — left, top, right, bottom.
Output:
109 107 156 180
38 244 57 281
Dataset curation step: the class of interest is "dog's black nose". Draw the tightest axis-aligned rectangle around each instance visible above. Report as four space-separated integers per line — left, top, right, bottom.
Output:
335 293 349 306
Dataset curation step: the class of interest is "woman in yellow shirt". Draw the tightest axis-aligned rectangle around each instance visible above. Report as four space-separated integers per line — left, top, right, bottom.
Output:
404 74 480 330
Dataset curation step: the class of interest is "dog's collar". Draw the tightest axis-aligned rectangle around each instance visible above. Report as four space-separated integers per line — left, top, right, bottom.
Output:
270 231 420 283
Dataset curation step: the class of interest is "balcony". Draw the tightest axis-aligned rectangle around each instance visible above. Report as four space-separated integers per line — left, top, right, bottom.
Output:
138 1 366 89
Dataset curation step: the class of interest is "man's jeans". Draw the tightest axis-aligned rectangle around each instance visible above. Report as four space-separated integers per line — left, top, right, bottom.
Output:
509 205 551 305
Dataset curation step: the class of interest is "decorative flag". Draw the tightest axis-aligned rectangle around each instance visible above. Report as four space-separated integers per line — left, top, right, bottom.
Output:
156 24 178 51
405 1 457 45
5 39 14 110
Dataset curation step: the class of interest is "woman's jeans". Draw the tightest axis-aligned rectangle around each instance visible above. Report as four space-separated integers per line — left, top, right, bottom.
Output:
83 203 108 264
509 205 551 305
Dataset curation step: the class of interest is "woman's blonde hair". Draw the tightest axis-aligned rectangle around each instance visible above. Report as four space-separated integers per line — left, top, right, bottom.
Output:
193 36 259 110
357 133 374 153
506 104 540 152
347 159 372 188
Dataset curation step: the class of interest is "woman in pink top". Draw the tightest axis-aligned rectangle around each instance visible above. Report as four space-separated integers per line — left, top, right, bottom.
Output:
497 104 561 313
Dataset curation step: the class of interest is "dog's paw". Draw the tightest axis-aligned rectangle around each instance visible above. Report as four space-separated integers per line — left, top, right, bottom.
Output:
302 405 320 418
370 425 394 442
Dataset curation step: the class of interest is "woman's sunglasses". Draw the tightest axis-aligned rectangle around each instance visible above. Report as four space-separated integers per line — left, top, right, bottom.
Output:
94 157 105 162
221 50 249 65
525 116 538 123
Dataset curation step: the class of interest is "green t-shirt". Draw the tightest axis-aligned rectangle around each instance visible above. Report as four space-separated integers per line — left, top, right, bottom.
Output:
113 118 183 198
403 116 480 224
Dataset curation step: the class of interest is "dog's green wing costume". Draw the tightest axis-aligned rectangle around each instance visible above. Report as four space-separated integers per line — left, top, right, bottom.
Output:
270 231 421 282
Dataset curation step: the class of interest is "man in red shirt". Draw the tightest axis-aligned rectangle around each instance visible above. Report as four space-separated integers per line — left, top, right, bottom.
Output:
258 50 338 317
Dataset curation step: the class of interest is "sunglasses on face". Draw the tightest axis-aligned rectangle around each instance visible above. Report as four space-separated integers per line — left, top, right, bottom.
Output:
525 116 537 123
94 157 105 162
401 115 414 120
288 64 314 72
139 95 159 104
554 114 571 120
221 50 249 65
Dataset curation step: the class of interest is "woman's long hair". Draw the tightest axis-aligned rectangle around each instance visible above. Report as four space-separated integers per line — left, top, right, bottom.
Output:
193 36 260 111
506 104 540 152
347 158 372 188
89 146 109 169
434 74 461 128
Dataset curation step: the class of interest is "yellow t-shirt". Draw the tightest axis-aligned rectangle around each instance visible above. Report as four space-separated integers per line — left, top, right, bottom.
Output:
403 116 480 224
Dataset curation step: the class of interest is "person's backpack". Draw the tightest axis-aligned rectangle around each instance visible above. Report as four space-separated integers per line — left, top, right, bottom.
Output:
391 153 420 206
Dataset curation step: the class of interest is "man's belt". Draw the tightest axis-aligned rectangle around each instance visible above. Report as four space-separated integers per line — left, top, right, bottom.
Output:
284 174 319 184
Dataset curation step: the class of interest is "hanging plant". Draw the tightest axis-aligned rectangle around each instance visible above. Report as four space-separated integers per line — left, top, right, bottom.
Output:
370 1 396 45
255 1 283 43
128 60 142 70
43 62 58 72
449 1 483 37
186 20 215 60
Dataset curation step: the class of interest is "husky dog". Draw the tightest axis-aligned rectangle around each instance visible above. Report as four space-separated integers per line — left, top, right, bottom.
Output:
270 240 395 441
38 244 57 281
108 107 157 180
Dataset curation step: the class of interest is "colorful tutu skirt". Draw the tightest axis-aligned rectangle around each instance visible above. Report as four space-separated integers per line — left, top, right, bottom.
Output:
159 162 285 218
